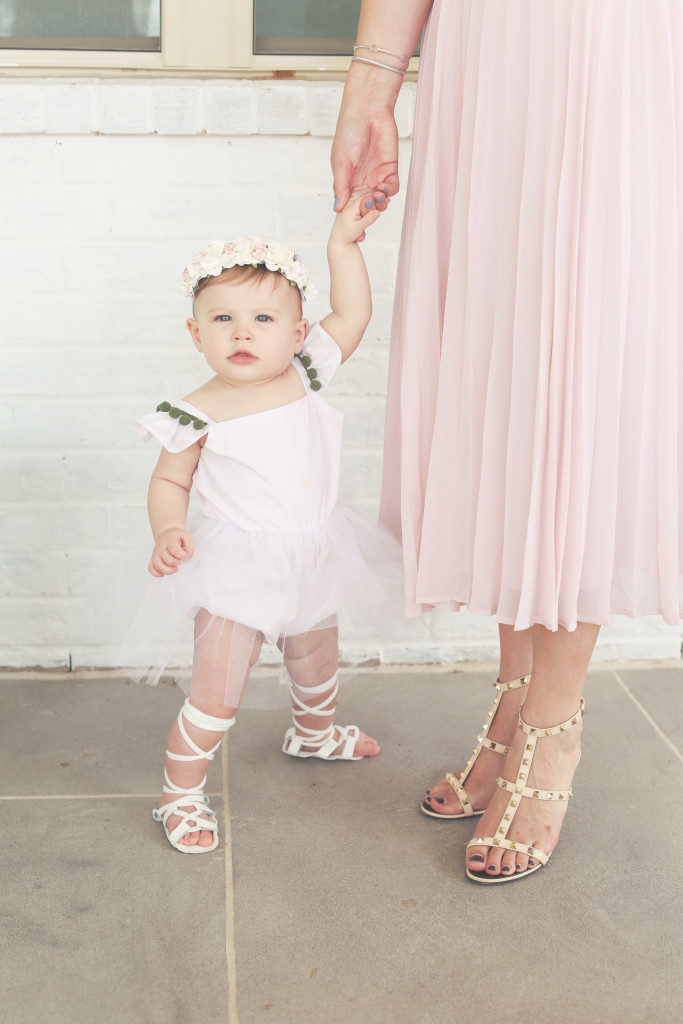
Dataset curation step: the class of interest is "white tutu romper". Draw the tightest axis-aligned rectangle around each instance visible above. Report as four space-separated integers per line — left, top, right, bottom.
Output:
116 323 400 707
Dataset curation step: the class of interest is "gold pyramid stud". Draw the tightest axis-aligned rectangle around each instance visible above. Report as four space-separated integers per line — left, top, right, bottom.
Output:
515 786 522 794
560 724 567 731
476 837 483 845
522 758 530 766
510 800 518 808
494 839 501 846
526 743 533 751
510 842 518 850
532 790 540 798
545 728 553 736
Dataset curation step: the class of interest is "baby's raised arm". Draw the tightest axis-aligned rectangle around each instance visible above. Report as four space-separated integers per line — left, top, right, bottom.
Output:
321 196 382 361
147 442 201 577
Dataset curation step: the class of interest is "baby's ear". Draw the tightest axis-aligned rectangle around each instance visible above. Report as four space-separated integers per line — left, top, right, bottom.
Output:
186 317 202 351
294 319 308 353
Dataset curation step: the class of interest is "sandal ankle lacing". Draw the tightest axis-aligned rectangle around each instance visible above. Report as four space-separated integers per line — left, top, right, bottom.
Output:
153 698 235 854
282 674 362 760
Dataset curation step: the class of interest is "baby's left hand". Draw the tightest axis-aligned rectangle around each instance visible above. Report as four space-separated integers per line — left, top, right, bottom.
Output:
329 189 385 245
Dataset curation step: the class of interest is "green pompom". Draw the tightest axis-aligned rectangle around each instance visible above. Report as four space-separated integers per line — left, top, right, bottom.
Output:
169 407 181 419
157 401 171 412
193 418 207 430
306 367 318 380
310 379 322 392
178 414 192 426
299 355 312 368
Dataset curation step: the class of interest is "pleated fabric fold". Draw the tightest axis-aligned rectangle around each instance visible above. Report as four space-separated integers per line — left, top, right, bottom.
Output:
380 0 683 630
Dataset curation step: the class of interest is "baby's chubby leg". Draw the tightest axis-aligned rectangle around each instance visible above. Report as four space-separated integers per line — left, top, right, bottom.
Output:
279 623 380 759
157 613 263 851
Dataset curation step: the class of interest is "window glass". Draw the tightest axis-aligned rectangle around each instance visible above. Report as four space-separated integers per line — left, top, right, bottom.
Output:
253 0 361 56
0 0 161 52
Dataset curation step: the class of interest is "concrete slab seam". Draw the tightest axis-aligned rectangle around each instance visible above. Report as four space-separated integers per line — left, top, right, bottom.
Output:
612 670 683 766
222 738 239 1024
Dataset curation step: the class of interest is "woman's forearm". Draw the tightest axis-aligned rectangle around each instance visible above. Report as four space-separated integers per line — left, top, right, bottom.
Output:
355 0 434 66
341 0 433 112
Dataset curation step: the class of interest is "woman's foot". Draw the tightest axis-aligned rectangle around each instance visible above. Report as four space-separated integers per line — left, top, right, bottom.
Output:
465 711 582 878
422 680 527 817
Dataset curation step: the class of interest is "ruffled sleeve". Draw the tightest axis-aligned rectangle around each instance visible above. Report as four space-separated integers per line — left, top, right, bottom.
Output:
296 322 342 392
135 401 212 453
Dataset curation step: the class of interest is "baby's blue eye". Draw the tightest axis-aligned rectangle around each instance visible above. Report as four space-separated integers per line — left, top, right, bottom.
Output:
216 314 232 321
256 314 272 322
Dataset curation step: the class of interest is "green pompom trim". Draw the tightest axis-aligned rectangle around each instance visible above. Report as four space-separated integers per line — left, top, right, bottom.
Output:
156 402 207 430
295 353 323 392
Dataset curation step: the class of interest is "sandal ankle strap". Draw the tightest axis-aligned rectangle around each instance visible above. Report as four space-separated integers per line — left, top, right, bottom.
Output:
494 674 530 692
518 698 585 737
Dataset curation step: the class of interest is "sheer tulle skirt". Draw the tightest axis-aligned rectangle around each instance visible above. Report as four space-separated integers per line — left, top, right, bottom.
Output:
103 506 402 708
381 0 683 630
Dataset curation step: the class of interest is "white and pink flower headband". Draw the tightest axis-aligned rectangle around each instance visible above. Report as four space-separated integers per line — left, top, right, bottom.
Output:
181 236 316 301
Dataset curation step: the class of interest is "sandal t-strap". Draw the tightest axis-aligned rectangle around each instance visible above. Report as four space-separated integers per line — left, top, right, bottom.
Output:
466 698 586 883
282 674 362 761
153 698 235 854
420 675 530 819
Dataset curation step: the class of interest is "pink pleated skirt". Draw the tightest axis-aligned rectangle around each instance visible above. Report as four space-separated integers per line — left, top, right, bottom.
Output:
380 0 683 630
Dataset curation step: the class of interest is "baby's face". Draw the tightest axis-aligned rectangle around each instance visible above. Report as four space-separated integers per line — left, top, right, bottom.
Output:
187 274 307 388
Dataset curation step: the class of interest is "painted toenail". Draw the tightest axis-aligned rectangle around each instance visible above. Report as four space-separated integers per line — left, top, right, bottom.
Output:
469 854 485 863
486 865 497 873
435 797 445 804
528 859 536 866
502 865 512 872
515 864 524 871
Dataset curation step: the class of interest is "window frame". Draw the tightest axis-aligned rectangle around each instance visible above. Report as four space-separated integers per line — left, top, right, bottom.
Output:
0 0 418 77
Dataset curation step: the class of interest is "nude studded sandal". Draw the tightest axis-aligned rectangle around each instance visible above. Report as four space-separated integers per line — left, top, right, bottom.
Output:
153 698 235 854
420 676 530 819
282 674 363 761
466 699 585 884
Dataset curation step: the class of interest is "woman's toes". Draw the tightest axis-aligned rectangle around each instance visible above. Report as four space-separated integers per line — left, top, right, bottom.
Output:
483 846 504 876
198 829 215 847
500 849 517 875
466 844 489 872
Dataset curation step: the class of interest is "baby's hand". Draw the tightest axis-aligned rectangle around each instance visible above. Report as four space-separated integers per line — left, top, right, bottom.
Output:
329 189 384 245
148 528 194 577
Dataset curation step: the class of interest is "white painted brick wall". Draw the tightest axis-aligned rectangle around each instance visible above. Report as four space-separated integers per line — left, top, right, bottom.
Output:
1 77 679 670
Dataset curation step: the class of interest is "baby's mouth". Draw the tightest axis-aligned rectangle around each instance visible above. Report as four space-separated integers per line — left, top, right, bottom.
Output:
229 350 257 363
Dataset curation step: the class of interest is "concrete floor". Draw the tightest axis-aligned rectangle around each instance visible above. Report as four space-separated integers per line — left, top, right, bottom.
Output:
1 665 682 1024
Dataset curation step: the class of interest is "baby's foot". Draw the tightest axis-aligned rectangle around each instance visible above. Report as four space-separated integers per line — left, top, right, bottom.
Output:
157 794 217 849
422 684 525 816
465 716 582 878
297 726 380 758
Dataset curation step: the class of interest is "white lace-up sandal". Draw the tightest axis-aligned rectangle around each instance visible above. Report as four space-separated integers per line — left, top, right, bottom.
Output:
421 675 530 819
153 698 235 854
282 674 363 761
466 699 585 883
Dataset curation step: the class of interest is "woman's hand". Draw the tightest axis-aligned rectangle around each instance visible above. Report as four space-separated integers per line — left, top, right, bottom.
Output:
148 527 194 577
331 95 399 214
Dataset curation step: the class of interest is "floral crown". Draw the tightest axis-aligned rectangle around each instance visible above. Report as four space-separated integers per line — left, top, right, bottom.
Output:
181 236 316 301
